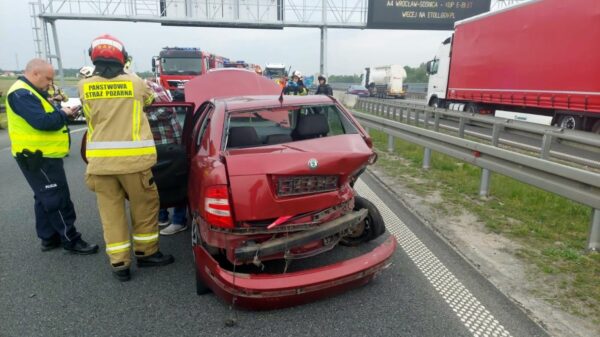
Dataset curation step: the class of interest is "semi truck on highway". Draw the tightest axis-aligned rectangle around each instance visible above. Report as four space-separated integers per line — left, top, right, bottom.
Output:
425 0 600 134
152 47 227 100
362 65 407 99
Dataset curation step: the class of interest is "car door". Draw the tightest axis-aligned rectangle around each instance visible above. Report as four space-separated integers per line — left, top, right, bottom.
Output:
148 102 195 209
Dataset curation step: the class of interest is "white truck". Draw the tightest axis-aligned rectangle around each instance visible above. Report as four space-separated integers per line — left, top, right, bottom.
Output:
264 63 287 80
362 65 407 99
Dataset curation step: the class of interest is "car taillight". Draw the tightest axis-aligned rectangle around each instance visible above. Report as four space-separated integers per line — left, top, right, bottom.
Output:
204 185 234 229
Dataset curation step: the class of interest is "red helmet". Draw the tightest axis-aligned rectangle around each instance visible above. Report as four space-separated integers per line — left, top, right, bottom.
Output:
88 34 128 65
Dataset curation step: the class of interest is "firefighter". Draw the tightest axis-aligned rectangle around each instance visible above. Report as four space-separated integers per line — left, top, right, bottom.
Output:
6 58 99 255
284 71 308 95
79 34 174 281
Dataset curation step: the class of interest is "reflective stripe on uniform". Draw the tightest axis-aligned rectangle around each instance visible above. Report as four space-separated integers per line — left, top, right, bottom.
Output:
132 100 141 141
106 240 131 254
132 232 159 243
82 103 93 139
86 140 155 150
10 134 67 142
86 146 156 158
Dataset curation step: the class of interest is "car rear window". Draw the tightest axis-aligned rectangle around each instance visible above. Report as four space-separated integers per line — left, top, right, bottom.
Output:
225 105 358 149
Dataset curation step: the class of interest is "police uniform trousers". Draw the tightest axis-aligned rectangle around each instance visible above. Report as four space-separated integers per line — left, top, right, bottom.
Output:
16 157 82 245
85 169 159 269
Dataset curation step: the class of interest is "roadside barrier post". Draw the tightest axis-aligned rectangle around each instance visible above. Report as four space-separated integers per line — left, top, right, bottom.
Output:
479 169 491 197
458 117 466 138
387 134 395 153
423 148 431 170
480 124 502 197
540 134 552 159
588 209 600 252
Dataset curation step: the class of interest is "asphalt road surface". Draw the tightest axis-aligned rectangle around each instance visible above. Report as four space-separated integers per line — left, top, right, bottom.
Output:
0 128 549 337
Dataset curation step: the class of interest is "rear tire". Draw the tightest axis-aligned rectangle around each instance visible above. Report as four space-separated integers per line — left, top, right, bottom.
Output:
591 120 600 134
558 115 583 130
465 103 479 114
195 263 210 295
429 97 440 108
191 217 211 295
340 196 386 246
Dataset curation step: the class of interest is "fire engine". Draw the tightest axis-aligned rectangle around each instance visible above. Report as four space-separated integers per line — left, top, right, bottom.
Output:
152 47 227 100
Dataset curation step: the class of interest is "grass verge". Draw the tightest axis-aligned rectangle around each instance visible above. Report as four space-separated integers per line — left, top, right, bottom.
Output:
367 128 600 324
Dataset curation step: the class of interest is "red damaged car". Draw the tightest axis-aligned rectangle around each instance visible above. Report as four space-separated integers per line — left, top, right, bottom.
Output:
151 69 397 310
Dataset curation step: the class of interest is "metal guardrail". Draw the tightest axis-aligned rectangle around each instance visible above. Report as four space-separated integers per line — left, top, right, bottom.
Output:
352 98 600 251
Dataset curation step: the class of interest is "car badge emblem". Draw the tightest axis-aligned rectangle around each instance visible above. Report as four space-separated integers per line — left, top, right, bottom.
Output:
308 158 318 170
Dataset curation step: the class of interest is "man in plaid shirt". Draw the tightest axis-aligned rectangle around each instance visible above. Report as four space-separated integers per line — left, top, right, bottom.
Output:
145 78 186 235
146 79 182 145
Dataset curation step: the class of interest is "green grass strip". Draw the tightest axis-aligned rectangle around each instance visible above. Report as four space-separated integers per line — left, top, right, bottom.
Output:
368 128 599 323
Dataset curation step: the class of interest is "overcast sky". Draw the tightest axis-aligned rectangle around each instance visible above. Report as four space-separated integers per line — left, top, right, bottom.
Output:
0 0 511 75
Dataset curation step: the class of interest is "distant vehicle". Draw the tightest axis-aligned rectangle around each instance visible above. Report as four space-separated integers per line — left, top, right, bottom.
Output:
60 86 85 123
152 47 227 100
425 0 600 133
223 60 249 69
346 85 370 97
362 65 407 99
150 69 395 309
263 63 286 79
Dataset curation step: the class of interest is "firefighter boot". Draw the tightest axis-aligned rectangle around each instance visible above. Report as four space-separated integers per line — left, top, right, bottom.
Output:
136 251 174 267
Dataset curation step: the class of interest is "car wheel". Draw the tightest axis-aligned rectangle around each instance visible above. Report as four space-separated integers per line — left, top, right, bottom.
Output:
340 196 386 246
558 115 582 130
429 97 439 108
190 214 210 295
195 261 211 295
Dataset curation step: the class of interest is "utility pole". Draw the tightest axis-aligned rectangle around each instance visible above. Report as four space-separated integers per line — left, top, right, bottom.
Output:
15 54 19 71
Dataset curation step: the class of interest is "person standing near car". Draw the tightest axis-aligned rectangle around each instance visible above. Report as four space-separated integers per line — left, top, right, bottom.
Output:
315 75 333 96
144 78 187 236
284 71 308 96
80 34 174 281
5 58 99 255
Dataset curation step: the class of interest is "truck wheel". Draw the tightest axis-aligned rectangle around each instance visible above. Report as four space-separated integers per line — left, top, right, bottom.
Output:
591 120 600 134
429 97 440 108
558 115 582 130
465 103 479 114
341 196 386 246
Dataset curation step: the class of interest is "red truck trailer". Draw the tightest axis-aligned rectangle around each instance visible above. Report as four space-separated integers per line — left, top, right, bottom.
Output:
426 0 600 133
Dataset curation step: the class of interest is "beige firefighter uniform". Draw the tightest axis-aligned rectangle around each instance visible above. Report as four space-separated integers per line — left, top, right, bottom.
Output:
79 73 157 270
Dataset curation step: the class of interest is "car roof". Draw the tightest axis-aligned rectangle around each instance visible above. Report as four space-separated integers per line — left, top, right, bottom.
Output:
216 94 336 112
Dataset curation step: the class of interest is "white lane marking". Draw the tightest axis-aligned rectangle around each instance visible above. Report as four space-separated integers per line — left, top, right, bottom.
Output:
355 179 513 337
0 127 87 153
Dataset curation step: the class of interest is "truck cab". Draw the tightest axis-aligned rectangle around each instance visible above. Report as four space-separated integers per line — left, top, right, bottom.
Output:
426 37 452 108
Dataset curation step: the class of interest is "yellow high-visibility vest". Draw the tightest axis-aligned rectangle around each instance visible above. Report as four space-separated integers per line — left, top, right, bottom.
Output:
5 80 69 158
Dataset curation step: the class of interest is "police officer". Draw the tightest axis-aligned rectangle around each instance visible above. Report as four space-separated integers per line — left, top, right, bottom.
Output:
6 58 99 254
315 75 333 96
79 34 174 281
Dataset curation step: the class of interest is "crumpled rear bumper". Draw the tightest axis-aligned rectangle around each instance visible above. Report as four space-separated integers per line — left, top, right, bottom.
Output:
193 235 397 310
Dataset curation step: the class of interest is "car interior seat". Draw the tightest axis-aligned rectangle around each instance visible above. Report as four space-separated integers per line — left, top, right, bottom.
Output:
265 134 293 144
291 113 330 140
227 126 262 148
